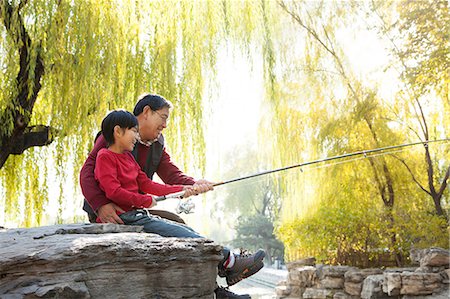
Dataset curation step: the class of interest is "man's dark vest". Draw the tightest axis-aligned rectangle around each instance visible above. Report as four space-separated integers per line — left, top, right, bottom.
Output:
131 134 165 180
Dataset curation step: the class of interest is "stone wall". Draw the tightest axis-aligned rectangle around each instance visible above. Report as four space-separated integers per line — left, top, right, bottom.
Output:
0 223 223 298
276 248 449 299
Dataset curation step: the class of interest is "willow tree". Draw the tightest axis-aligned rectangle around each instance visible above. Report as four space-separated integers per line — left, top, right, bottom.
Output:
372 0 450 220
266 0 449 264
0 0 280 227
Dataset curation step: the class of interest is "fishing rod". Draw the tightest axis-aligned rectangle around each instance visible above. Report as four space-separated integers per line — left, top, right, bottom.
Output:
152 138 449 213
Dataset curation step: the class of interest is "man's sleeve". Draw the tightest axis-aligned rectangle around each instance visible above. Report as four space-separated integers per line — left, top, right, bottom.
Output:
79 135 111 212
156 148 196 185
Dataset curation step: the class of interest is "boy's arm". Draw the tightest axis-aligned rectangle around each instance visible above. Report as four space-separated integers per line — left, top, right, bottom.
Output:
95 152 155 209
137 168 184 196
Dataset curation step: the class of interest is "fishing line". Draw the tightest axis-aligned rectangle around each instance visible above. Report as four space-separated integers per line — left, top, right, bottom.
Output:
153 139 449 213
213 138 449 188
216 146 416 192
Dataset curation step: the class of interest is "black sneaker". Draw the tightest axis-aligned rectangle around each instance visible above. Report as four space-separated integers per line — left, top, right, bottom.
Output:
219 249 265 286
214 286 251 299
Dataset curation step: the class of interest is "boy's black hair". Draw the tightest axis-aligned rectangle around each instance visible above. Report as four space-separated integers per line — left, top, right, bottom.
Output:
133 94 173 116
101 110 138 145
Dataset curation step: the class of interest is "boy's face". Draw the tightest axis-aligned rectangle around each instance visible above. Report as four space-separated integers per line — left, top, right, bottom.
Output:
115 126 138 152
138 107 170 141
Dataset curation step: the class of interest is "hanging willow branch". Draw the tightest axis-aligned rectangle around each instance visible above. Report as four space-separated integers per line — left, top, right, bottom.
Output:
0 0 54 169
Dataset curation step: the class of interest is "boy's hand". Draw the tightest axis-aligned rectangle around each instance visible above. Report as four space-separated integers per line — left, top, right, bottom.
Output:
97 203 125 224
146 195 157 208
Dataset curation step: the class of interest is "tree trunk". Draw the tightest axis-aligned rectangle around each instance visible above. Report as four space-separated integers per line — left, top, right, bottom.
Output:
0 1 53 169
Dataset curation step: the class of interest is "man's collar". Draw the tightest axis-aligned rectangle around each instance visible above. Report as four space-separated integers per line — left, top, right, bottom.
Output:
137 134 164 147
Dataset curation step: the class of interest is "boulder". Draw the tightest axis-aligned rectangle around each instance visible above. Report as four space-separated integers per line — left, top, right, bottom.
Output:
286 257 316 271
382 272 402 296
360 274 389 299
400 272 443 295
302 287 334 299
288 266 317 287
410 247 450 268
0 223 223 299
344 268 383 296
317 265 356 289
420 247 450 269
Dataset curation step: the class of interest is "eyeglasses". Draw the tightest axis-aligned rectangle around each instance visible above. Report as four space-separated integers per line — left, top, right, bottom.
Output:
154 110 169 124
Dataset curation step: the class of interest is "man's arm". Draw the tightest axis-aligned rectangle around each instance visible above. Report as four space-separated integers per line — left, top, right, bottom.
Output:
79 135 111 211
156 148 214 194
80 135 124 224
156 148 197 185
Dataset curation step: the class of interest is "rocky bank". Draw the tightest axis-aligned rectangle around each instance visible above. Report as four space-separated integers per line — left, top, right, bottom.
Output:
276 248 449 299
0 223 223 298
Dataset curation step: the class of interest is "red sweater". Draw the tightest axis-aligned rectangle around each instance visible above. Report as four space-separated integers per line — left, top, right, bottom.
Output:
80 134 196 212
94 149 183 212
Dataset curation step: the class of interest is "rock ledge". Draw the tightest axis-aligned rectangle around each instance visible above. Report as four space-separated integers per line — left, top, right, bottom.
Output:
0 223 223 298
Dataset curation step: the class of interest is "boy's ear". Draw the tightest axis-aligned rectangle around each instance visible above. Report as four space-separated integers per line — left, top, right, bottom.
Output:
113 125 123 136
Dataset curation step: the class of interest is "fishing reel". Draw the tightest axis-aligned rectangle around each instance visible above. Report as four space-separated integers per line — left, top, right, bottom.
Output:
152 191 195 214
175 198 195 214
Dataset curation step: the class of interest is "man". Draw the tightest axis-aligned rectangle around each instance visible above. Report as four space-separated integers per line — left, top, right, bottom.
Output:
80 94 264 299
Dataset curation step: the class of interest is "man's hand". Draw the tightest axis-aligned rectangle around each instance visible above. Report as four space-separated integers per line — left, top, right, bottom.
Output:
97 203 125 224
193 179 215 194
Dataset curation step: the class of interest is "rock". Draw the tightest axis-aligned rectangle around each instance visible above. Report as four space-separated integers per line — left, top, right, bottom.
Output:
360 274 389 299
317 266 356 289
0 223 223 299
288 266 317 287
303 287 335 299
414 265 447 273
384 267 417 273
318 277 345 289
344 269 384 283
333 291 359 299
287 257 316 271
419 247 449 268
402 287 449 299
400 272 443 295
382 272 401 296
318 266 356 279
344 268 383 296
441 269 450 283
275 285 292 297
411 247 449 268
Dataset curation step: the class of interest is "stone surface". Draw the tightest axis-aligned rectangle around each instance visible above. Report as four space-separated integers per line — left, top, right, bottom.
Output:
317 277 344 289
286 257 316 271
382 272 401 296
410 247 450 268
402 287 449 299
302 287 335 299
333 291 359 299
317 265 356 289
275 285 292 297
0 223 223 299
344 268 383 296
288 266 317 287
360 274 389 299
400 272 443 295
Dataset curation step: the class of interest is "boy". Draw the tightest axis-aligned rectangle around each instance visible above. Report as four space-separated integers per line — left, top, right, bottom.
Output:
95 110 199 236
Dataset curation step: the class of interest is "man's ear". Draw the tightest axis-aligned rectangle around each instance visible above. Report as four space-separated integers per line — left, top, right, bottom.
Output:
142 106 151 119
